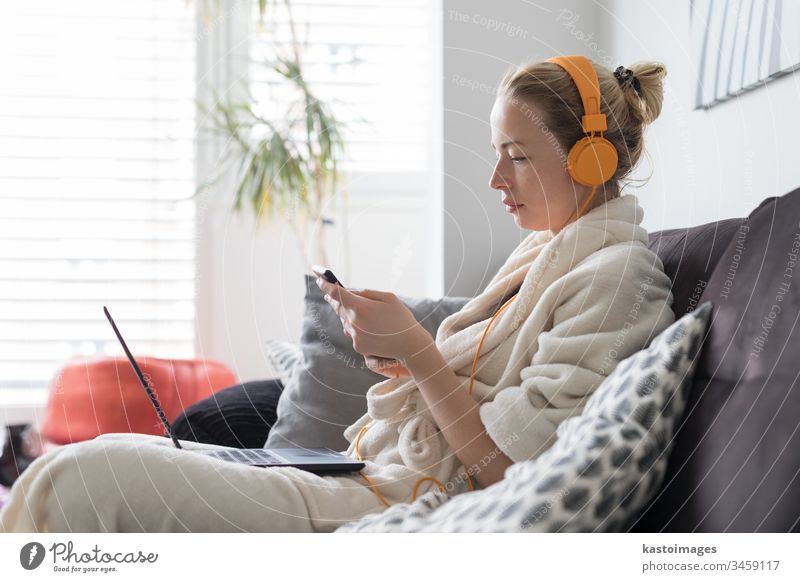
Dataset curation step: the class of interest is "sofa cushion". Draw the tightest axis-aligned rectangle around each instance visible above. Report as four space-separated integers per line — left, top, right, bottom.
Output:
335 302 712 532
264 275 471 451
635 187 800 532
648 216 745 317
171 379 285 449
263 340 303 389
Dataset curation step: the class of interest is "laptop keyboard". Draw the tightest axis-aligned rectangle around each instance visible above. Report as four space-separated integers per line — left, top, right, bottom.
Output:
202 449 287 464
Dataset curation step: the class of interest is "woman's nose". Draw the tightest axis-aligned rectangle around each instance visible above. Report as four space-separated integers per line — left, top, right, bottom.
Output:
489 160 510 191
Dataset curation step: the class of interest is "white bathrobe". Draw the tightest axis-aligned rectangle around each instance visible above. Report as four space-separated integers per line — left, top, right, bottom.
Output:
342 192 675 497
0 193 675 533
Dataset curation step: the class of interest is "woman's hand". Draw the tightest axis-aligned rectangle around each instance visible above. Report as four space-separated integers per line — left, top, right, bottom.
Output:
364 355 412 379
314 276 433 364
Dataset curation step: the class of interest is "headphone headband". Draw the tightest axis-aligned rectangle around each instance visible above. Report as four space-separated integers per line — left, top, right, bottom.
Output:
541 54 619 217
546 55 607 134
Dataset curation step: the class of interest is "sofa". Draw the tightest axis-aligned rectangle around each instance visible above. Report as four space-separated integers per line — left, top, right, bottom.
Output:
133 186 800 532
633 186 800 532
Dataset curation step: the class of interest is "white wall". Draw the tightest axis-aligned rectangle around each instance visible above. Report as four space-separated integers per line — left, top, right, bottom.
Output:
441 0 607 296
603 0 800 231
441 0 800 297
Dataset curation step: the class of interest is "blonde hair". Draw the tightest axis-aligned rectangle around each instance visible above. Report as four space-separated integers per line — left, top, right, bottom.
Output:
496 58 667 198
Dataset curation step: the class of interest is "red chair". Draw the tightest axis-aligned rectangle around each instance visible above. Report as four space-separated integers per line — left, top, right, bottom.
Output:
41 356 238 445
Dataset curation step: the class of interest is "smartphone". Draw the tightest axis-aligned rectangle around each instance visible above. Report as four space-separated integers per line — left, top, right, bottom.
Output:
311 265 345 287
312 266 404 374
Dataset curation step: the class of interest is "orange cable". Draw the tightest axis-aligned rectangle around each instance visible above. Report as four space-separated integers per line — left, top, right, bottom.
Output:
354 425 392 508
412 476 447 499
578 184 599 217
355 420 453 505
358 471 393 508
467 293 519 397
461 291 519 492
559 183 599 233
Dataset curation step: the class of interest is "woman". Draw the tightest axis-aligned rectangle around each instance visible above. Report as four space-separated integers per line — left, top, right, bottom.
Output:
0 56 675 532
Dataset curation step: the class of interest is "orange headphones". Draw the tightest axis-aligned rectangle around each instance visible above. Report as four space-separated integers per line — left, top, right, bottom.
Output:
354 56 618 507
545 55 618 231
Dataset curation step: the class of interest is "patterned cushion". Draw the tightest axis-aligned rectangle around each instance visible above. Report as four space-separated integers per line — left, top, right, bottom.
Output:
263 339 304 388
335 301 712 532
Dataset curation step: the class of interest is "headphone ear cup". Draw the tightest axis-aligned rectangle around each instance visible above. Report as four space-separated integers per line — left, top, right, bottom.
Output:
567 136 618 187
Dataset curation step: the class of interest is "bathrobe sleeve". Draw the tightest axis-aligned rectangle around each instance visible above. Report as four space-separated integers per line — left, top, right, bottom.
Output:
478 247 675 463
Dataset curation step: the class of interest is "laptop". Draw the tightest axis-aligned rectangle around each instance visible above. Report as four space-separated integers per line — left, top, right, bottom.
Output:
103 306 365 475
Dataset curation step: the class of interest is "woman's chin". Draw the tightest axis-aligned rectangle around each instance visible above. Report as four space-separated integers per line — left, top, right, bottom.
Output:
512 210 541 231
510 207 554 231
508 205 525 224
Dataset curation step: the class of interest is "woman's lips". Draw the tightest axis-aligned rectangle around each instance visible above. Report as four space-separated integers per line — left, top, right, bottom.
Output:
504 203 523 213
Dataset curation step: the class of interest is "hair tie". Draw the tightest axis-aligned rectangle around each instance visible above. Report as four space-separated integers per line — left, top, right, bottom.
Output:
613 66 641 96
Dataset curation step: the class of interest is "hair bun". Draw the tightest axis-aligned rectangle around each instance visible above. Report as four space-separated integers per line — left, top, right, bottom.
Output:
613 66 641 96
622 61 667 125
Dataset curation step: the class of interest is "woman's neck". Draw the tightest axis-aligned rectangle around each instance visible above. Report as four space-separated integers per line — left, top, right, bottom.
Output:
550 186 619 235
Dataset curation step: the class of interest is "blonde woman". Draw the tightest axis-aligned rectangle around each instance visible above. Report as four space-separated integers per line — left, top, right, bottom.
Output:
0 56 675 532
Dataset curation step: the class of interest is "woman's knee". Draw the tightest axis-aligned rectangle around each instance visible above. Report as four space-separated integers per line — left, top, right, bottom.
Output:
47 439 188 531
23 441 122 531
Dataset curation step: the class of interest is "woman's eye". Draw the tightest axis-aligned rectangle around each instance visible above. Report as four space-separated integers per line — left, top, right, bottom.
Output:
510 156 527 163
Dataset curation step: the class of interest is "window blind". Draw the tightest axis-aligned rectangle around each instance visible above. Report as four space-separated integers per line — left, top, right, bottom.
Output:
0 0 197 388
248 0 433 174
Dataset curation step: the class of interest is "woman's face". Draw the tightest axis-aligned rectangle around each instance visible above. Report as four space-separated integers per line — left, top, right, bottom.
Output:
489 96 594 233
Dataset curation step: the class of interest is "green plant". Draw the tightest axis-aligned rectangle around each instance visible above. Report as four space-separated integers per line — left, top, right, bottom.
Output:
199 0 349 266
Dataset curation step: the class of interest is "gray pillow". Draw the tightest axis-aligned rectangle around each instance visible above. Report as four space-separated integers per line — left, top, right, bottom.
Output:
335 301 712 532
263 339 304 388
264 274 471 450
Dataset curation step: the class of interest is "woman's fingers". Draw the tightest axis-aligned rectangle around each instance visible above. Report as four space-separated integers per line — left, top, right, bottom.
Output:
323 293 340 313
348 288 391 301
317 277 352 316
315 278 359 343
315 275 423 361
364 355 411 378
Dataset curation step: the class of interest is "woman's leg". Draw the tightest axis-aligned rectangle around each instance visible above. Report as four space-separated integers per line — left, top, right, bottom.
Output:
0 433 390 533
170 379 284 448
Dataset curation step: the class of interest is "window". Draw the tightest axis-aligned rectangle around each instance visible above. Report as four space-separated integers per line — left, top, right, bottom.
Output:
248 0 434 176
0 0 197 389
236 0 441 297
